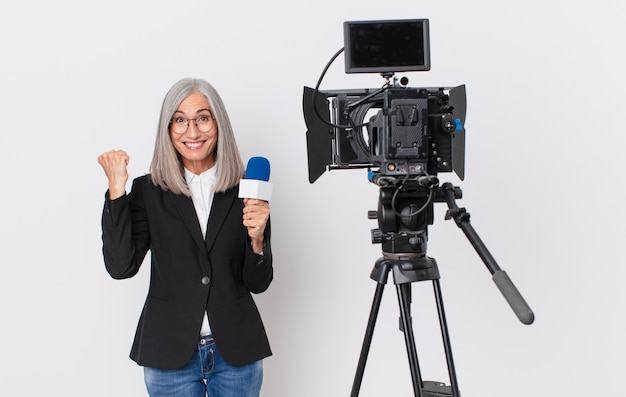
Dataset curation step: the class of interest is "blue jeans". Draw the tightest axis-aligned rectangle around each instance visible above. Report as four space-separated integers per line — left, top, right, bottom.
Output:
144 335 263 397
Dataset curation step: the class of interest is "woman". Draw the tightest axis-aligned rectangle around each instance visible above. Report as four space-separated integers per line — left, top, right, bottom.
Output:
98 78 273 397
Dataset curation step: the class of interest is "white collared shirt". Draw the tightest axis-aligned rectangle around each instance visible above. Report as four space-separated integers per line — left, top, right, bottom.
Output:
184 165 217 336
185 166 217 238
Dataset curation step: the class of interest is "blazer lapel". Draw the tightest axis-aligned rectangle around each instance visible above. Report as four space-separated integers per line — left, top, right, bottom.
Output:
167 191 206 251
204 188 237 253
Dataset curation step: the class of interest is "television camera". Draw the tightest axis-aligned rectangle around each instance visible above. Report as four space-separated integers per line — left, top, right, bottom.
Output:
302 18 533 397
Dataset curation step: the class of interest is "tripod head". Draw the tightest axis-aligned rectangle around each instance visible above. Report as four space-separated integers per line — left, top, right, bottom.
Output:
368 172 461 258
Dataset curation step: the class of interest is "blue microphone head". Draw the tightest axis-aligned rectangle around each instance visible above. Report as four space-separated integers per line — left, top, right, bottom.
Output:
245 156 270 181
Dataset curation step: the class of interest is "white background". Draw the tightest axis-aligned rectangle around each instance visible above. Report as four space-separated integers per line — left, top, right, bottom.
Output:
1 1 624 396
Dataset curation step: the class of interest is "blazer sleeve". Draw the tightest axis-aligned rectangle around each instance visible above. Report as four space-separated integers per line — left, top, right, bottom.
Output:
100 177 151 279
243 217 273 294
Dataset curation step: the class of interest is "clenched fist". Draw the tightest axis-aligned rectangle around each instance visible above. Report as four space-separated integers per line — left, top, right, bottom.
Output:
98 150 130 200
243 198 270 254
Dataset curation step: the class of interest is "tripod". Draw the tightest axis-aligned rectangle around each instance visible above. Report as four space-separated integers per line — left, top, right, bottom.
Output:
350 181 534 397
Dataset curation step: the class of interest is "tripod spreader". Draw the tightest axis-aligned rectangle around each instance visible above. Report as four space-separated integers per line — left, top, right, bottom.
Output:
441 183 535 325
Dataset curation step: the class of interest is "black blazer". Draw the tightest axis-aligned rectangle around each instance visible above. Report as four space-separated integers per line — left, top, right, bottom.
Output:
101 175 272 369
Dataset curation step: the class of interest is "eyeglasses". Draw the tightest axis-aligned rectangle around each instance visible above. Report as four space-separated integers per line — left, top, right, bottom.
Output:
169 114 215 134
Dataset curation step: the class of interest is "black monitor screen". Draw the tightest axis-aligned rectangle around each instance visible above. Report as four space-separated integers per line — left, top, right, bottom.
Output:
344 19 430 74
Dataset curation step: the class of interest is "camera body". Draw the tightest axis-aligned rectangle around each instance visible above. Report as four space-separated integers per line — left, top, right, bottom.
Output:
334 84 465 179
304 19 467 184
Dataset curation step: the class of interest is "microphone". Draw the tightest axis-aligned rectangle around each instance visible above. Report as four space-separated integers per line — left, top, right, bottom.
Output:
238 156 273 201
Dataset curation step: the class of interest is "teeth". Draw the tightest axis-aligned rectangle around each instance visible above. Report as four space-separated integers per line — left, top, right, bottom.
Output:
186 142 203 149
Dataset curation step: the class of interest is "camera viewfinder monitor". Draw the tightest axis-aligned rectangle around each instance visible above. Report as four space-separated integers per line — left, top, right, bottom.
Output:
344 19 430 74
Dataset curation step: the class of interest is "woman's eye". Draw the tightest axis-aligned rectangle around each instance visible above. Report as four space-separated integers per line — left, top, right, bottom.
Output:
198 116 210 122
174 117 185 123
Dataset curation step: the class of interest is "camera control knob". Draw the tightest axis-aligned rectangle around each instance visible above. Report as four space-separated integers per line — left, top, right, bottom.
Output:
371 229 383 244
442 116 456 133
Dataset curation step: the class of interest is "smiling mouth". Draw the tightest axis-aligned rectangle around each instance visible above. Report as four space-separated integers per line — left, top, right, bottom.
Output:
185 141 205 149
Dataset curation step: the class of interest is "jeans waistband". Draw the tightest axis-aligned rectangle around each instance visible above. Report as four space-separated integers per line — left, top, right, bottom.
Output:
199 335 214 345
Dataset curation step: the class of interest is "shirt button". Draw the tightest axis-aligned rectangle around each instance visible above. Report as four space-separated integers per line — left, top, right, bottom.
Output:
201 276 210 285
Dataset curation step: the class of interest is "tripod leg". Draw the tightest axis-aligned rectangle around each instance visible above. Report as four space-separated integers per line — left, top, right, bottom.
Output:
397 283 424 397
351 282 386 397
432 280 460 397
